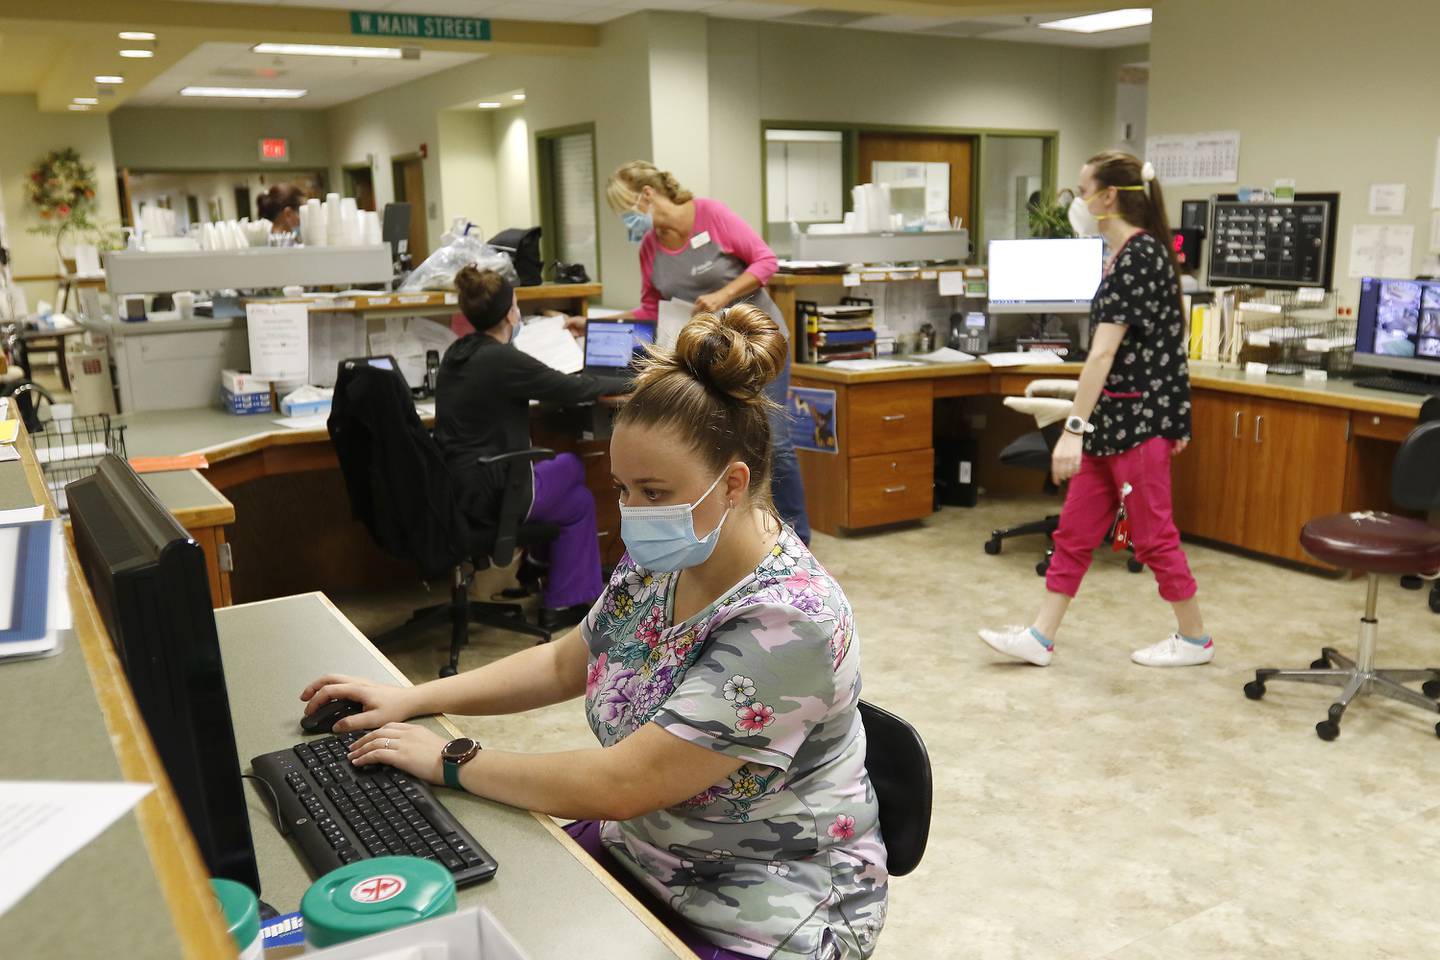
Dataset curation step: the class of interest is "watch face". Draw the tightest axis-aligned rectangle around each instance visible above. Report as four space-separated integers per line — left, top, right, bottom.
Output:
443 737 478 762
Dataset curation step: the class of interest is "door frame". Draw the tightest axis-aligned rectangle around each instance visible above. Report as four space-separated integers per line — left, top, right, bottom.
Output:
342 162 377 212
389 152 428 258
534 121 601 282
759 120 1059 259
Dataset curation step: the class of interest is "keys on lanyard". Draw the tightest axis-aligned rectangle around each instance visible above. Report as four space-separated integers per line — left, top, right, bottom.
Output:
1111 482 1134 551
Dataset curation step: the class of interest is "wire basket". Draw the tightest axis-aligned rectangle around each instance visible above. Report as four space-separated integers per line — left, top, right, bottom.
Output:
30 414 127 512
1236 290 1351 375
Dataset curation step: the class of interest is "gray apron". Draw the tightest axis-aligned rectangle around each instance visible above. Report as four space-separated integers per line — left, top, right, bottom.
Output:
648 234 787 338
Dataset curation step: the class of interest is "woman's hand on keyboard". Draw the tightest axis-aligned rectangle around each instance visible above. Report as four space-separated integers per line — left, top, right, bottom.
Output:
301 674 426 733
348 722 447 785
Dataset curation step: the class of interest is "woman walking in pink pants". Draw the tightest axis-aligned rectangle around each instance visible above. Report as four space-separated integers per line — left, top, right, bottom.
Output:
980 150 1211 669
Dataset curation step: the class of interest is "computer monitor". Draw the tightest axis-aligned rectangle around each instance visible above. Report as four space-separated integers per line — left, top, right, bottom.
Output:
1353 277 1440 376
67 456 262 893
987 238 1104 314
382 203 411 259
584 320 656 371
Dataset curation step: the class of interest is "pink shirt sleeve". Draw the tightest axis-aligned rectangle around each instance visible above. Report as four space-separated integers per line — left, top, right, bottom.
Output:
696 198 778 285
633 234 660 321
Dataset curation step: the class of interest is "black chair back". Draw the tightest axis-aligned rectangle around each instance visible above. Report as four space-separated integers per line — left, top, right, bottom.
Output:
858 700 931 877
328 360 469 579
1391 420 1440 514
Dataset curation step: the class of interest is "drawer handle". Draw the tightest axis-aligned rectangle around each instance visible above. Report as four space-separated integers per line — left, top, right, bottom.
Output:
596 530 612 539
1232 411 1241 439
881 414 906 422
1254 415 1264 444
580 450 606 460
883 484 907 494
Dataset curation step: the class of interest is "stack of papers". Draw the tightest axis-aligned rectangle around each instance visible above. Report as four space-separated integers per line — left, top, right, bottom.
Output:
910 347 977 364
368 317 460 388
824 358 920 371
0 513 68 662
0 416 17 464
980 351 1064 367
512 315 583 374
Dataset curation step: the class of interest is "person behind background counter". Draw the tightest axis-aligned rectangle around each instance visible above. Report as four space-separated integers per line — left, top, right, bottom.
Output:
303 305 887 959
434 266 626 630
979 151 1212 670
256 183 303 235
597 160 812 545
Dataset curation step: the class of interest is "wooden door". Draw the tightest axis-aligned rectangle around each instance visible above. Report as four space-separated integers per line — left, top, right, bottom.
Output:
1170 389 1248 545
857 133 973 230
391 156 429 259
1243 396 1350 563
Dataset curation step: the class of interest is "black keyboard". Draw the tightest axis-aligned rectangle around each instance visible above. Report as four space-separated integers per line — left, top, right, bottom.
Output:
1354 376 1440 397
251 731 498 886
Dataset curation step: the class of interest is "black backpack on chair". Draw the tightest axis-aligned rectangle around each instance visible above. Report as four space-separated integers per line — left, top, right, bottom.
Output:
487 227 543 286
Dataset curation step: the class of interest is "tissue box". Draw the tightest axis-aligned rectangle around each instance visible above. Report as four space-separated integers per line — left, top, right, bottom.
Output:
280 394 332 418
220 369 273 415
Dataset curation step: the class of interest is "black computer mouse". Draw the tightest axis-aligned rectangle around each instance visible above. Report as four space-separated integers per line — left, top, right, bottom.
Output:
301 698 365 734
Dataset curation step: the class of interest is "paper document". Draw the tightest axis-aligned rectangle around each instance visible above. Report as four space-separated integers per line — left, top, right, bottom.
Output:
911 347 977 364
32 441 108 465
0 447 18 464
1368 184 1407 216
415 402 436 418
512 316 583 374
307 313 367 389
657 299 694 352
0 781 153 916
937 272 967 297
246 302 310 381
824 358 919 371
1349 224 1415 279
980 351 1064 367
0 507 45 526
0 420 17 444
272 415 330 432
587 307 626 320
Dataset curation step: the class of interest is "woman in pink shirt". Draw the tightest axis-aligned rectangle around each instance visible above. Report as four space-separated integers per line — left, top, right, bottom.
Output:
603 161 810 543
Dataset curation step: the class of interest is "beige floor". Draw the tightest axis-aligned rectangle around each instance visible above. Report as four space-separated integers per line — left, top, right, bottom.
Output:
330 497 1440 959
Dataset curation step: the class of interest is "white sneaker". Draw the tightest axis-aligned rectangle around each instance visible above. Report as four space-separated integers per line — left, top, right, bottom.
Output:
979 625 1053 666
1131 634 1214 667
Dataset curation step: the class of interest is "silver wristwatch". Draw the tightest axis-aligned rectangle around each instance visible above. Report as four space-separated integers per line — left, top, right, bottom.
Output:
1064 415 1094 436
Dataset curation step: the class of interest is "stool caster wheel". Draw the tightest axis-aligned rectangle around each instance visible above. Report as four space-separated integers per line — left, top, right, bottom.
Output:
1315 719 1340 741
1423 679 1440 698
1126 557 1144 574
984 538 1002 556
1310 657 1331 670
1243 680 1266 700
1434 722 1440 739
438 664 458 679
1429 590 1440 614
1035 559 1049 577
1401 574 1424 590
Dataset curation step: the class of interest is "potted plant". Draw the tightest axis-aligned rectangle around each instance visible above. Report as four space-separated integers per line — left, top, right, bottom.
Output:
1026 190 1077 240
26 148 122 266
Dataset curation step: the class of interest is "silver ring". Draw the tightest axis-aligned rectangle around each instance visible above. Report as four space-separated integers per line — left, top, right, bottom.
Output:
382 738 392 750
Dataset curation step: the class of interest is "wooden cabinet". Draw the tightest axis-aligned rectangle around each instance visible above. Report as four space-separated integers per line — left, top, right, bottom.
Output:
794 378 934 534
1171 389 1349 565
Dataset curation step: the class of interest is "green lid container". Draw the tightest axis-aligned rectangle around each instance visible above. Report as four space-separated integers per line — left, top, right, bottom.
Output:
210 878 262 959
301 856 456 949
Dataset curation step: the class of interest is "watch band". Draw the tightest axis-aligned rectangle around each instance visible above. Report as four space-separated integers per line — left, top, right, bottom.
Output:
443 758 464 789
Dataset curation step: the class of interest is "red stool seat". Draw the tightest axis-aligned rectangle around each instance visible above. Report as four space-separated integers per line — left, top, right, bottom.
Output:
1300 511 1440 574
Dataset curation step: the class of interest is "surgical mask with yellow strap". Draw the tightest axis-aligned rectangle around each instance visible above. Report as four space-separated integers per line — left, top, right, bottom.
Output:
1068 184 1145 237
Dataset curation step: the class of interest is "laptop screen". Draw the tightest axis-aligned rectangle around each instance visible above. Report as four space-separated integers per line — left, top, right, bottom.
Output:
585 321 656 369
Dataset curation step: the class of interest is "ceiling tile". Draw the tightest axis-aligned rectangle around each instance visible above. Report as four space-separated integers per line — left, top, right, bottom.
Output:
773 8 870 26
842 14 953 32
380 0 512 13
704 1 807 20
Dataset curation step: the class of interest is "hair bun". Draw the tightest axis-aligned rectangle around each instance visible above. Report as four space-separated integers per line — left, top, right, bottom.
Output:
673 304 786 403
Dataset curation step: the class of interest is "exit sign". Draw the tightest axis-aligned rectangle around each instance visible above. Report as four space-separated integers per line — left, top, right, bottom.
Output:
259 138 289 162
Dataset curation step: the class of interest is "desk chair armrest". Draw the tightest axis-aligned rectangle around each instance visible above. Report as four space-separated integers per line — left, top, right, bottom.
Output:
1004 396 1072 429
1024 379 1078 400
476 447 556 467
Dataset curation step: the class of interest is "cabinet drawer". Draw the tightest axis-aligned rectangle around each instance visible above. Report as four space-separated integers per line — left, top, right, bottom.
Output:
848 449 933 528
847 383 932 456
1351 412 1416 443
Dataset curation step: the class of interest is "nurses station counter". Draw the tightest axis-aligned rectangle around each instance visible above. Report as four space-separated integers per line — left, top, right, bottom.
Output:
0 414 696 959
790 358 1424 567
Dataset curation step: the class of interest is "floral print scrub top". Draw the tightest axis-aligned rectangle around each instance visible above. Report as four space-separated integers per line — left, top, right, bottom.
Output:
581 526 888 959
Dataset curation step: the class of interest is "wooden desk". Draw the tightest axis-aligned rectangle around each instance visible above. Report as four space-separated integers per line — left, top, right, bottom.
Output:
218 593 692 959
791 359 1425 567
0 414 236 959
140 469 237 605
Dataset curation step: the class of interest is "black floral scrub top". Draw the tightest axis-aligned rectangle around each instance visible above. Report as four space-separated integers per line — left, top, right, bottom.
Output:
1086 231 1192 456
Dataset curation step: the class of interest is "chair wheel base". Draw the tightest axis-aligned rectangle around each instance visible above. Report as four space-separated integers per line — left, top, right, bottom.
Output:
983 538 1002 556
1424 679 1440 698
1126 557 1144 574
1316 719 1340 741
1243 680 1266 700
1310 657 1331 670
438 664 458 678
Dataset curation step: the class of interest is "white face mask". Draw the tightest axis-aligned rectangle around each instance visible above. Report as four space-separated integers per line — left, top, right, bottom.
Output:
1068 194 1102 238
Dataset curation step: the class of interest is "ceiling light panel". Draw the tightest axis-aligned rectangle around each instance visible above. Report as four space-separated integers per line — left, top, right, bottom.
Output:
252 43 404 59
1039 8 1152 33
180 86 308 99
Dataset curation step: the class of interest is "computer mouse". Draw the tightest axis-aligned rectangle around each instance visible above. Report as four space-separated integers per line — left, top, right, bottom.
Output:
301 698 365 734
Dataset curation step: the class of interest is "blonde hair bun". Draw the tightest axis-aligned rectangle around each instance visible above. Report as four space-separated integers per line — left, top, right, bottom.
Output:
672 304 786 403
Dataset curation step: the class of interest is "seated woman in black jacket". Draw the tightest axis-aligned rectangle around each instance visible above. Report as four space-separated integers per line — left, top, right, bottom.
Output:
434 266 619 628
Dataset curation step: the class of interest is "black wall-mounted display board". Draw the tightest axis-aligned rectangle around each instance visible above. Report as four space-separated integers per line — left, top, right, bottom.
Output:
1205 192 1339 290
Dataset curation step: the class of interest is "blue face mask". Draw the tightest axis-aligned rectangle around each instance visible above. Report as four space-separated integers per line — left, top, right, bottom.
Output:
621 209 652 244
619 470 731 573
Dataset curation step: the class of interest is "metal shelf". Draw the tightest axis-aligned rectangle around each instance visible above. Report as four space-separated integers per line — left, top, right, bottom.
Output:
104 245 393 295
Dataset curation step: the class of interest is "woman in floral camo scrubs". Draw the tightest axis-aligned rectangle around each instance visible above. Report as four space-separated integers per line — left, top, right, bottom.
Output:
303 305 887 959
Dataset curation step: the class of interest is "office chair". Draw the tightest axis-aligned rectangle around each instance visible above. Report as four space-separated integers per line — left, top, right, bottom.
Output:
983 380 1143 576
858 700 931 876
329 359 557 678
1398 397 1440 614
1243 419 1440 740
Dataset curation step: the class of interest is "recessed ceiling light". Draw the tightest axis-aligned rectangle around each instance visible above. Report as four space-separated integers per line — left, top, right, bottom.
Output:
73 97 99 105
95 75 125 85
118 31 156 41
477 101 501 109
251 42 404 59
119 49 155 59
512 93 525 101
1039 8 1152 33
180 86 308 99
68 104 92 111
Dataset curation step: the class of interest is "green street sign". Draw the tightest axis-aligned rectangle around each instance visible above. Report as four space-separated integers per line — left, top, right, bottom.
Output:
350 11 491 41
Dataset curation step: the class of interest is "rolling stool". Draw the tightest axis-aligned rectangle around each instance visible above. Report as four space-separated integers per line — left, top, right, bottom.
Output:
1243 420 1440 740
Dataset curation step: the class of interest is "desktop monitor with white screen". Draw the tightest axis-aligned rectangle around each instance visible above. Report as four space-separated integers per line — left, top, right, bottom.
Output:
1353 277 1440 376
987 238 1105 314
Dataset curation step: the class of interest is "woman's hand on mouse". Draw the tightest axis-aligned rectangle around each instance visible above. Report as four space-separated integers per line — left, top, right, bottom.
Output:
347 722 447 785
300 674 425 733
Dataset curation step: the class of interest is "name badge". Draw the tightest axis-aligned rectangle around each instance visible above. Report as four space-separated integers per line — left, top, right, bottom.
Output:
690 231 711 250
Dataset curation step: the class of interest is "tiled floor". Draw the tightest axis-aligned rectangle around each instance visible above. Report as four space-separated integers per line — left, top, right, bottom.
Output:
329 496 1440 959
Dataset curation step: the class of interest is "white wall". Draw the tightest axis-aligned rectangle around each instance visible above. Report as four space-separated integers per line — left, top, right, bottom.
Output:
436 110 498 235
707 19 1111 231
1149 0 1440 300
0 95 121 308
492 107 532 232
646 13 710 199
